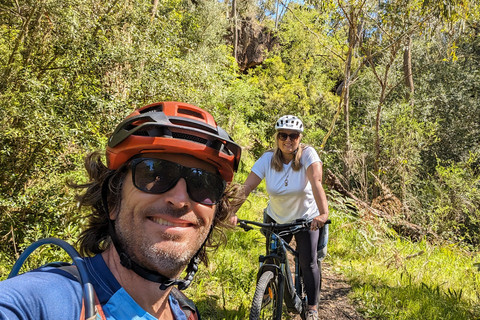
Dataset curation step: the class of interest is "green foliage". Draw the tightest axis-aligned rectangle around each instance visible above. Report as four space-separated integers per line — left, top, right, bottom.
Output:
329 197 480 320
379 103 438 197
1 0 480 317
414 155 480 247
0 0 241 268
245 4 340 157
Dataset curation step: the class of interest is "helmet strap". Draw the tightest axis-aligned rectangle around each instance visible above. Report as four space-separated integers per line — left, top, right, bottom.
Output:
101 175 206 290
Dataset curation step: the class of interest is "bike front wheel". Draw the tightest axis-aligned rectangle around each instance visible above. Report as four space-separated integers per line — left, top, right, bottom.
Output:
250 270 282 320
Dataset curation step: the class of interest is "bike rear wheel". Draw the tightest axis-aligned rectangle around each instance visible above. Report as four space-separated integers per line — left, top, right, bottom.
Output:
250 271 281 320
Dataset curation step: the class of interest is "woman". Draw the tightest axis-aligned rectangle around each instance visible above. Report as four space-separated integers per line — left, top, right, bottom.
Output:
231 115 329 320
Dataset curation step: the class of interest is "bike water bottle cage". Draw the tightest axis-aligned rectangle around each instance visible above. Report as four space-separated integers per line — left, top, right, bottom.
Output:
130 158 226 205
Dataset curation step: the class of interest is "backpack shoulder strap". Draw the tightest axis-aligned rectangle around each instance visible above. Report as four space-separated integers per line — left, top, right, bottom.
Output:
56 264 81 280
170 287 200 320
57 265 198 320
52 264 106 320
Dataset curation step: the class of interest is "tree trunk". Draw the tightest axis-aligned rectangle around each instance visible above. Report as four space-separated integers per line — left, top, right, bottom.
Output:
343 37 353 188
403 35 414 104
151 0 159 20
342 6 363 188
275 0 279 29
232 0 238 61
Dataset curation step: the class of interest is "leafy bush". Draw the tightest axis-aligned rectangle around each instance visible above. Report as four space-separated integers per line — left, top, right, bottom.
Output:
417 154 480 247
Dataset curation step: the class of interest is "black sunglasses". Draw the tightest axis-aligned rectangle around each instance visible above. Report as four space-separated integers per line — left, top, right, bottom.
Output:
130 158 226 205
278 132 300 141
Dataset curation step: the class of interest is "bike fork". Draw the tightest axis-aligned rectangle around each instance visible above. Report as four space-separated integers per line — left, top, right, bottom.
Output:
276 271 285 320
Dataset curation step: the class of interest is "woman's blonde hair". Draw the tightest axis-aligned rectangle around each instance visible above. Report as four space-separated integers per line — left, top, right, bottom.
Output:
270 132 306 172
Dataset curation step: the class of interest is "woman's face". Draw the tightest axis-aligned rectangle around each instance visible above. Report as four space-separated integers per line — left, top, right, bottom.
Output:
277 129 301 156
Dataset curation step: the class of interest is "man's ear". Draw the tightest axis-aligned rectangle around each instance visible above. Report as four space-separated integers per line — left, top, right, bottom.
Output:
109 208 119 220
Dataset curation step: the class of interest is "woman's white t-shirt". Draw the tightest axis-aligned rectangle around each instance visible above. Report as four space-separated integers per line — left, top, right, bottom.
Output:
251 146 322 224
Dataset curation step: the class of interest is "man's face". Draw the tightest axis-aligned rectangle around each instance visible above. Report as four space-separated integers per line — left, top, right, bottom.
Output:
113 153 218 278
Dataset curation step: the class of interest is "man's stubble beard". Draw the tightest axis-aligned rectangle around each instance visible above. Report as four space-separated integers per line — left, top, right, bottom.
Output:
115 206 211 278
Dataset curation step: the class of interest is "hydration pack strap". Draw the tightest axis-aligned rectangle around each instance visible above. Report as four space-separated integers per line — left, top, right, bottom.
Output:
57 265 107 320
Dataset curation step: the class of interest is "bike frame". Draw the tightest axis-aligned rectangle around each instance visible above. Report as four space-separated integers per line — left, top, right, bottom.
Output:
239 219 312 317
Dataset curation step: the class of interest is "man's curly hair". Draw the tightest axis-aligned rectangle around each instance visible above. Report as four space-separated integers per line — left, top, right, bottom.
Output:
70 151 243 266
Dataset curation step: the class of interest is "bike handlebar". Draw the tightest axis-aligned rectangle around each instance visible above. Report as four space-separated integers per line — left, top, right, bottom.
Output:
238 218 331 234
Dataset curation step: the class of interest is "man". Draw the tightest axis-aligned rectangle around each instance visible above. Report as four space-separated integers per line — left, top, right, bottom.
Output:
0 101 242 320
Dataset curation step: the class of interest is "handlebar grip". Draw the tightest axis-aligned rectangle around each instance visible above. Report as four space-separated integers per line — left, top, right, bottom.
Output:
238 220 253 231
325 219 332 224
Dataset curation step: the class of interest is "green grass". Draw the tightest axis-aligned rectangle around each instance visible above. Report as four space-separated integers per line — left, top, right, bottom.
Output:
185 195 269 319
328 209 480 320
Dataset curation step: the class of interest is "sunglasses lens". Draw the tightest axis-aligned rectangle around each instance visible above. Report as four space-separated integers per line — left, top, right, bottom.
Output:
133 159 179 193
132 159 225 205
187 169 225 205
278 132 299 141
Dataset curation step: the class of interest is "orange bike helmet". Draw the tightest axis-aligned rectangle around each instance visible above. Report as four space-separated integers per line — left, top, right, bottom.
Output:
106 101 241 182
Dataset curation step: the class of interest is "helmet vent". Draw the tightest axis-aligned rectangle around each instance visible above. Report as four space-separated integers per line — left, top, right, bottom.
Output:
172 132 208 145
139 104 164 114
130 124 169 137
178 108 204 120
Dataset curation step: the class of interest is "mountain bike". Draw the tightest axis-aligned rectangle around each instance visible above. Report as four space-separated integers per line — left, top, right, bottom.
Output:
238 218 331 320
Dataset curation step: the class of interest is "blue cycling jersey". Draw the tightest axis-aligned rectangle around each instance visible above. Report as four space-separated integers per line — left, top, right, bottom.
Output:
0 254 196 320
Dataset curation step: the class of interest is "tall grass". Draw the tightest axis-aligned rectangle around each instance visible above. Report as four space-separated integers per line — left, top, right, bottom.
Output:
328 197 480 319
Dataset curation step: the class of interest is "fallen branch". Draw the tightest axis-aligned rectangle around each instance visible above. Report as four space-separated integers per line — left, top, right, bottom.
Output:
325 169 438 241
406 250 425 260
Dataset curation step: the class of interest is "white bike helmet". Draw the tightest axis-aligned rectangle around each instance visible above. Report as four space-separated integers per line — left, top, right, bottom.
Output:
275 115 304 132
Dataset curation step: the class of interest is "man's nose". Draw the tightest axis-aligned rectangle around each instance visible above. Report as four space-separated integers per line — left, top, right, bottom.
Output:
163 178 191 208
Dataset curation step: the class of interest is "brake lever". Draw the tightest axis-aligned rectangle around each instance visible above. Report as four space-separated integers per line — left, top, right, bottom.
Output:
238 220 253 231
306 218 331 230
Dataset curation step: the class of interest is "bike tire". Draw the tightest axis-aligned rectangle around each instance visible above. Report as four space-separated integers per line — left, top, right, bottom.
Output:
250 271 281 320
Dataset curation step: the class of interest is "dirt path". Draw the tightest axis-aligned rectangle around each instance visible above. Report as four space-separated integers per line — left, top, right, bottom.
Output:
317 263 364 320
287 262 364 320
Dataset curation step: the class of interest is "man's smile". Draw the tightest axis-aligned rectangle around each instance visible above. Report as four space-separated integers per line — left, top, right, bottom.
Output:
148 216 194 228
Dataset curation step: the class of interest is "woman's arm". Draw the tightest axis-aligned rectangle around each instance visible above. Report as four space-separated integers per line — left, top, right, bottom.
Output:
306 161 329 230
229 171 262 225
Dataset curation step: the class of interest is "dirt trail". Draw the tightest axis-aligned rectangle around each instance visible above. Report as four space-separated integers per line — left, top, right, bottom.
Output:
284 238 364 320
287 262 364 320
317 263 364 320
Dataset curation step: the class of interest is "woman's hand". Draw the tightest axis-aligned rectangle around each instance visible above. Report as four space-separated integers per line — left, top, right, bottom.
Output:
229 214 239 226
310 214 328 231
228 172 262 227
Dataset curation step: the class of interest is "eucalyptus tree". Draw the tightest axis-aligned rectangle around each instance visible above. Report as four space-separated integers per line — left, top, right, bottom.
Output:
243 2 341 158
310 0 473 199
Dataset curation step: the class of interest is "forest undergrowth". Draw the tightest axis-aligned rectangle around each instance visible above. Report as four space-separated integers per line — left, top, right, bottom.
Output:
1 1 480 319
